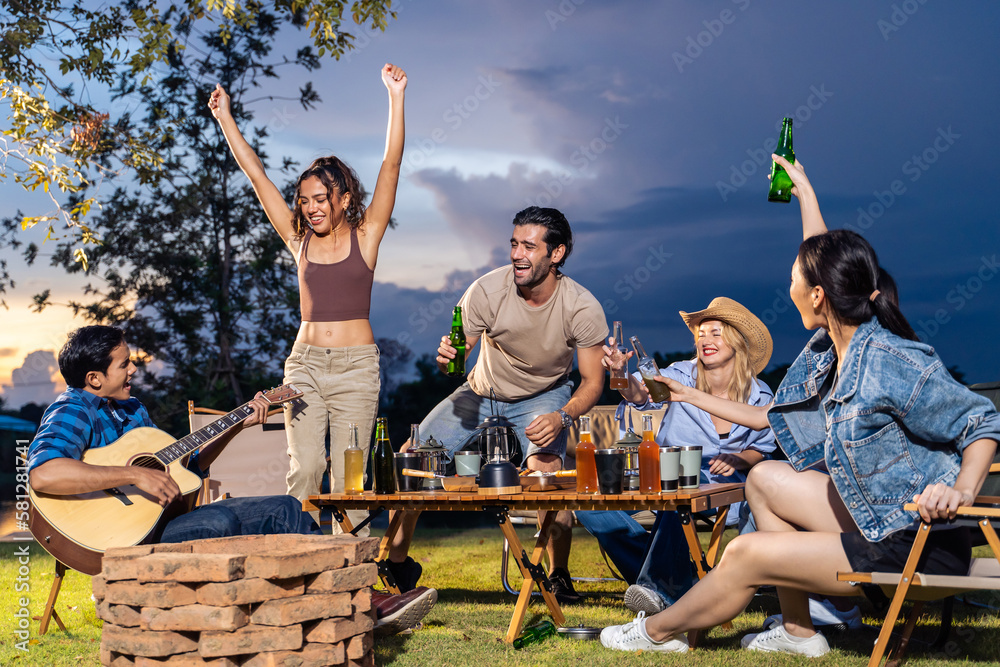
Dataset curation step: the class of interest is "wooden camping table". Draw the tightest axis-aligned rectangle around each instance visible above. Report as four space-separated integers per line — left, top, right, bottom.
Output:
305 482 745 644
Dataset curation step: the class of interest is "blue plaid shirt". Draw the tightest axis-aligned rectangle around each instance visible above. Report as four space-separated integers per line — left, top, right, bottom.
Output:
28 388 202 475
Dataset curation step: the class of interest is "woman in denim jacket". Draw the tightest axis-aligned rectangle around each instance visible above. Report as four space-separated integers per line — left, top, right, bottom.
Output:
600 157 1000 657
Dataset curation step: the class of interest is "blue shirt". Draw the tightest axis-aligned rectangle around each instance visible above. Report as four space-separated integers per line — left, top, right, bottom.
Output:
27 388 203 475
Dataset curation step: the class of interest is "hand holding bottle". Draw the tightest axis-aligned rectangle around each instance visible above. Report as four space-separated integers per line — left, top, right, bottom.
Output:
435 335 459 371
630 336 671 403
601 338 633 371
770 154 813 199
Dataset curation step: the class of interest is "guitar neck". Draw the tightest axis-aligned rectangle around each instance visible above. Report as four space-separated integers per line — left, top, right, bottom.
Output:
157 402 257 466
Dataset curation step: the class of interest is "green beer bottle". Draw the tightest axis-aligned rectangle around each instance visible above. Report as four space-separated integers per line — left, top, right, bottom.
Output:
372 417 395 495
512 620 556 649
446 306 466 377
767 117 795 203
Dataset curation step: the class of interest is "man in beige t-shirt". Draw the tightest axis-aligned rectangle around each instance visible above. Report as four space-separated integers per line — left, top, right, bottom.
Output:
387 206 608 603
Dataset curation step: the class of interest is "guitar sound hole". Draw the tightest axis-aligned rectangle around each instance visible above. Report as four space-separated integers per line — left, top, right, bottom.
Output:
130 455 166 472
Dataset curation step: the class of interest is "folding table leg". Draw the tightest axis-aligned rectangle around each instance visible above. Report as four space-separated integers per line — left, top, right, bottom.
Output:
678 507 709 579
679 506 732 636
497 509 566 644
705 505 730 568
329 506 356 534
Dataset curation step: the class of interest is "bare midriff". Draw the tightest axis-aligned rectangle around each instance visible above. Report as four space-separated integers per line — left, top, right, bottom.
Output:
297 319 375 348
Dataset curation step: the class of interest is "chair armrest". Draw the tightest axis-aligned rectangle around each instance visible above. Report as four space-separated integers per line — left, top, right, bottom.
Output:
902 502 1000 519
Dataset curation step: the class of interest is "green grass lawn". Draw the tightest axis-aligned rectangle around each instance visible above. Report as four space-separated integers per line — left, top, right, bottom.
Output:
1 529 998 666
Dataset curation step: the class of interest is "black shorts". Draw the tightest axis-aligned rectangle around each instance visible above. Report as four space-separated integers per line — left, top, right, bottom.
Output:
841 527 972 601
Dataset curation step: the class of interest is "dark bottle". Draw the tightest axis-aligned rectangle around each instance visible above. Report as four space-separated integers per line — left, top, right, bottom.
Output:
372 417 395 495
513 620 556 649
446 306 467 377
768 117 795 203
630 335 670 403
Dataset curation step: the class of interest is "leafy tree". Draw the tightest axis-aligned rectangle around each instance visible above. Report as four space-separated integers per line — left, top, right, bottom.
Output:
0 0 397 306
376 337 412 412
8 5 387 434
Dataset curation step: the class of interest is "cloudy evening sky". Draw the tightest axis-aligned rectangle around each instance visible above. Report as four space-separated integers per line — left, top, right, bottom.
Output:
2 0 999 409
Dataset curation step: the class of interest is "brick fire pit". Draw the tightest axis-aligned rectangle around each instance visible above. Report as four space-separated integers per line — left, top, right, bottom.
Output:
92 533 379 666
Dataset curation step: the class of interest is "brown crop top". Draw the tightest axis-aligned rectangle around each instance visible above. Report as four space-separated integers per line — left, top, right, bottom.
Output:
297 227 374 322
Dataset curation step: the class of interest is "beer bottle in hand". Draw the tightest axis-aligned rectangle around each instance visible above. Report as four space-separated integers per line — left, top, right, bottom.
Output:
372 417 395 495
630 335 671 403
446 306 466 376
768 117 795 203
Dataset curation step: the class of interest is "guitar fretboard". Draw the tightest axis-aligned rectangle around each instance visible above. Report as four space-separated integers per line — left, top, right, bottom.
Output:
156 403 255 466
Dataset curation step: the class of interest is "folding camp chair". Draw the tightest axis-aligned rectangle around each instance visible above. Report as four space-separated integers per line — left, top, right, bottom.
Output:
187 401 289 501
838 473 1000 667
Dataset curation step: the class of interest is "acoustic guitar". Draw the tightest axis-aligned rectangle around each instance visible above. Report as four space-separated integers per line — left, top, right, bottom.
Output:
29 385 301 574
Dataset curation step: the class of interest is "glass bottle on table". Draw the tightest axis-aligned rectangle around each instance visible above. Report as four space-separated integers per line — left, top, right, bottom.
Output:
630 335 671 403
575 415 598 494
767 117 795 203
343 422 364 495
638 413 660 493
446 306 466 376
609 321 629 390
372 417 395 495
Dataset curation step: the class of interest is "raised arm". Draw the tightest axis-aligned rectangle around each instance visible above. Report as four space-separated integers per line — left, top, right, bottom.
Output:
772 154 827 240
661 376 772 430
358 63 407 263
208 84 296 244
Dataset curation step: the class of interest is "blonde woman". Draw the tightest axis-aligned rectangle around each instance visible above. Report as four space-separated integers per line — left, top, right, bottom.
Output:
579 298 776 614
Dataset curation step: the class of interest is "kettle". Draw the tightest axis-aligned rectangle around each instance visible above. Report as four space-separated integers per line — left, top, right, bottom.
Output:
413 435 448 491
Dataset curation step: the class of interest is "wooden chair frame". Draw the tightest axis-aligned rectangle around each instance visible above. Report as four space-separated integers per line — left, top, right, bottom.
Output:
36 561 68 635
838 489 1000 667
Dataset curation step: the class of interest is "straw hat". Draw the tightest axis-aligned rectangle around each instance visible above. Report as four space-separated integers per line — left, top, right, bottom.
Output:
679 297 773 375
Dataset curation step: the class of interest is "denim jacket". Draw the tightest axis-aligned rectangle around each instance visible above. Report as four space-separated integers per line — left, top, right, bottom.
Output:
768 318 1000 542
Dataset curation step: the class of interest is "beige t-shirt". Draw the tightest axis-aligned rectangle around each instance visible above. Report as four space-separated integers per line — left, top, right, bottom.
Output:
460 266 608 402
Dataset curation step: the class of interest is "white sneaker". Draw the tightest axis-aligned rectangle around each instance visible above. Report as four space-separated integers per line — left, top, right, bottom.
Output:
623 584 666 615
763 598 862 631
742 624 830 657
600 611 689 653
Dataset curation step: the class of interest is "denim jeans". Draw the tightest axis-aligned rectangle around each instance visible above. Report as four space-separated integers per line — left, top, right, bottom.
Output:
159 495 321 543
417 381 573 464
576 509 693 606
577 471 751 606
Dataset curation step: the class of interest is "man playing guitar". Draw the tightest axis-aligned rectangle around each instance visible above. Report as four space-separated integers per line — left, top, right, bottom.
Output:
27 325 436 635
28 325 316 543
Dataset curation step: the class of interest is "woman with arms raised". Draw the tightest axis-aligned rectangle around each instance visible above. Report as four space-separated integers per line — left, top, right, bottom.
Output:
208 64 407 531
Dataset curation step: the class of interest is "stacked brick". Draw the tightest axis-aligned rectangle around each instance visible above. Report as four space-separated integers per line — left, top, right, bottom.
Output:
92 534 379 667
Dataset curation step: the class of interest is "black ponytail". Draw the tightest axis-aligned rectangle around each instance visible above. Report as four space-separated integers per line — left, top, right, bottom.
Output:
869 269 918 341
797 230 918 341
